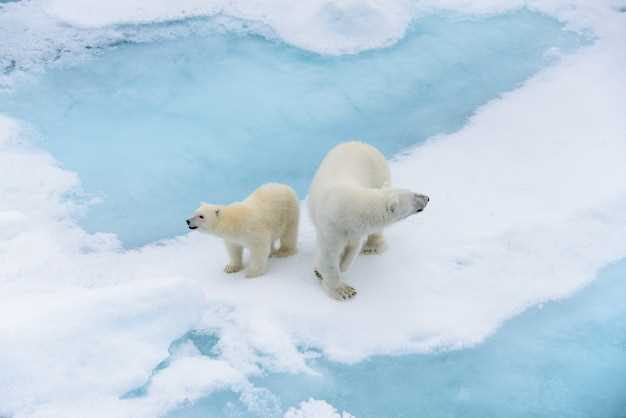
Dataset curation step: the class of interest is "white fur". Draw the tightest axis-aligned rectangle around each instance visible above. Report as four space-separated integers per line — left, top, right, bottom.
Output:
187 183 299 278
308 142 429 300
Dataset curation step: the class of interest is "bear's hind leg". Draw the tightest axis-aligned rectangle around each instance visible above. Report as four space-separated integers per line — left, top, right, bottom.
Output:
361 232 386 255
245 238 271 278
273 215 299 257
224 241 243 274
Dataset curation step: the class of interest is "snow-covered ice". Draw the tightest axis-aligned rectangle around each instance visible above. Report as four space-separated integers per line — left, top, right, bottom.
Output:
1 0 625 417
284 399 355 418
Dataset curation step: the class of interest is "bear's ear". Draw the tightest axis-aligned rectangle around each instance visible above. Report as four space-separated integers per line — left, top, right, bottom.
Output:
215 209 221 217
386 197 399 214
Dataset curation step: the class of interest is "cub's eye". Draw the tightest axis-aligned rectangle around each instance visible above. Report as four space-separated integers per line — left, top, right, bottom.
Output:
198 215 205 219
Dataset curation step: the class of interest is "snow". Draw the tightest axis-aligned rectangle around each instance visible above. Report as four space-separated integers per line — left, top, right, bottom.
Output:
1 0 625 417
37 0 625 54
284 399 355 418
42 0 414 55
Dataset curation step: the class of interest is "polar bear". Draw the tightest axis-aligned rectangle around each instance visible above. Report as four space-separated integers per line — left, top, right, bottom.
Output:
186 183 299 278
308 142 429 300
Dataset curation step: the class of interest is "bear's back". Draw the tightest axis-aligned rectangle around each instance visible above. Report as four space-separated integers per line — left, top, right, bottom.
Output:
308 141 390 226
312 141 389 190
246 183 298 233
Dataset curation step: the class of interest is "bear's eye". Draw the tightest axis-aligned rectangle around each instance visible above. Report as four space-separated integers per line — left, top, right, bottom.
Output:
198 215 205 219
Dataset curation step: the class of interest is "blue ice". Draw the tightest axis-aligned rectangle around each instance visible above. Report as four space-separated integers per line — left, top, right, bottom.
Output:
0 10 582 247
162 258 626 418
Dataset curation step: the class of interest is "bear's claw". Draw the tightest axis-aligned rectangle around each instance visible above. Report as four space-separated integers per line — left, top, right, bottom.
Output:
331 285 357 301
224 264 243 274
315 271 356 300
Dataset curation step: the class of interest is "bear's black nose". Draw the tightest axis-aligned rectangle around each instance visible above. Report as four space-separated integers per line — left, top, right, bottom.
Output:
186 219 190 225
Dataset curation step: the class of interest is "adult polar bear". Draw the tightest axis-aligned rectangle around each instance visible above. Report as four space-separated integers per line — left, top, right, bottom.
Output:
308 142 429 300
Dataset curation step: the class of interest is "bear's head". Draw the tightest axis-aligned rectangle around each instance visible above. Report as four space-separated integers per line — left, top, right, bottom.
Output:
384 189 429 222
186 203 223 232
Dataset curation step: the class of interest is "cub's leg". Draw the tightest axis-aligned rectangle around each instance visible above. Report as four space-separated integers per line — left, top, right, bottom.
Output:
273 215 299 257
316 236 357 300
224 241 243 273
340 238 363 272
245 237 272 278
361 232 386 255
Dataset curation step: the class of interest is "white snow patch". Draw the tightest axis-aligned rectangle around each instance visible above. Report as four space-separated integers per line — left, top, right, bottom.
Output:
284 399 355 418
0 278 206 418
42 0 414 55
146 356 244 407
37 0 625 54
0 0 619 88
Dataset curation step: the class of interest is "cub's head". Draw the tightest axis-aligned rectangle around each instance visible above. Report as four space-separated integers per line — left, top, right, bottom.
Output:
385 189 429 222
186 203 223 232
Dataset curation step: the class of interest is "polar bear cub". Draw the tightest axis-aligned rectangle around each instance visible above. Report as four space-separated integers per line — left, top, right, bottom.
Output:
186 183 299 278
308 142 429 300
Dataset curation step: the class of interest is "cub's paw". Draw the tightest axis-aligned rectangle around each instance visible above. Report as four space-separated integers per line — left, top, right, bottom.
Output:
224 264 243 274
245 268 265 279
326 284 357 301
271 248 297 258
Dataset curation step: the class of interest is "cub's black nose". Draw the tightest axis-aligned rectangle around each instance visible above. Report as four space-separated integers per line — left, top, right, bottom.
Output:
186 219 190 225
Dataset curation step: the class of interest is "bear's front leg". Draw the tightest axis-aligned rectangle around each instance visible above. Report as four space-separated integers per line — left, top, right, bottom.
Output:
317 238 357 300
339 238 363 272
245 238 271 278
224 241 243 274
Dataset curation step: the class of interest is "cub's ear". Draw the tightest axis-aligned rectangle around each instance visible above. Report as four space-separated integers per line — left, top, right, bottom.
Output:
386 196 399 214
215 209 221 217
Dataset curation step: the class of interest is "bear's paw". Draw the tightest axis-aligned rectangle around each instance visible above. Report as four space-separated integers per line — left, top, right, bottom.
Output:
326 283 357 301
224 264 243 274
271 248 297 258
361 245 385 255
